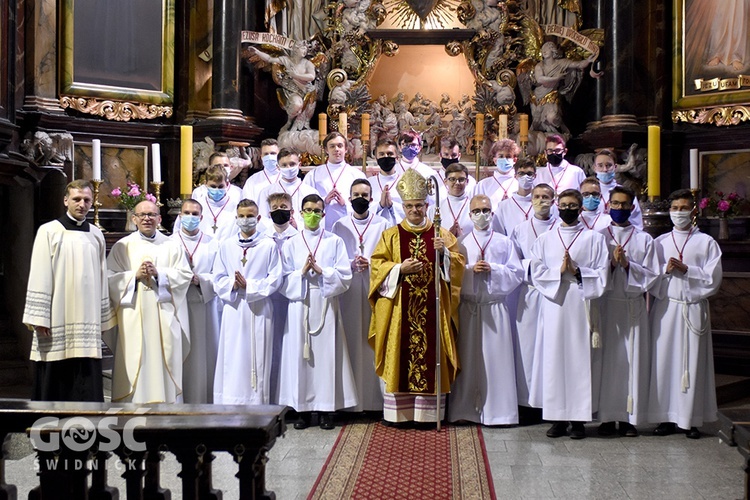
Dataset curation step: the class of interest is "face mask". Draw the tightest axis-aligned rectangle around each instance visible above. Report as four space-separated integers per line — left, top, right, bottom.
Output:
281 166 299 181
441 157 459 169
181 215 200 232
377 156 397 173
547 152 564 167
609 208 632 225
495 158 514 173
532 199 552 218
262 154 278 172
401 145 419 161
302 211 323 230
582 196 601 211
207 187 226 202
670 211 693 229
471 212 492 230
558 208 579 225
270 209 292 225
596 171 615 184
351 197 370 215
517 174 534 191
236 217 257 233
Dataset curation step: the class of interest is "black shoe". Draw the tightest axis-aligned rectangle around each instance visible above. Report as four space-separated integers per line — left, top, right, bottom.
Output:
546 421 568 438
597 422 617 436
684 427 700 439
617 422 638 437
653 422 676 436
569 422 586 439
319 412 335 430
293 412 312 430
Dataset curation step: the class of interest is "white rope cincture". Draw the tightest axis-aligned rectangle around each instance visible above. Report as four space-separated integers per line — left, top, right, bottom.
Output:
669 297 709 393
302 282 329 360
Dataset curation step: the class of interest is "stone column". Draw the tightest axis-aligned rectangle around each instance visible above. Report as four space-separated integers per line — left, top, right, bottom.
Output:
209 0 244 120
24 0 63 112
600 0 638 128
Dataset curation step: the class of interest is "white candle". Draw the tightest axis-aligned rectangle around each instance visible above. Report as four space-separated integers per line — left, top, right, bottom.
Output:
689 148 699 190
152 143 162 183
92 139 101 180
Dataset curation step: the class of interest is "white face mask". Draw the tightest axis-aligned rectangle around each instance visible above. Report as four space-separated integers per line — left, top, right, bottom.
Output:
517 174 534 190
262 154 278 172
236 217 258 233
281 165 299 181
670 211 693 229
470 212 492 230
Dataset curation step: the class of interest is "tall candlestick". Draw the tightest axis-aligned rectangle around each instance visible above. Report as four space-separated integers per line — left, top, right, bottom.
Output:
519 114 529 143
497 114 508 140
92 139 101 180
361 113 370 139
689 148 699 190
647 125 661 199
151 143 161 183
318 113 327 143
339 112 347 138
180 126 193 197
475 113 485 142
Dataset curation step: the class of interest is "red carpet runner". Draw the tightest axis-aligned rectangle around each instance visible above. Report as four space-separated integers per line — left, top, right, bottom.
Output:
308 422 496 499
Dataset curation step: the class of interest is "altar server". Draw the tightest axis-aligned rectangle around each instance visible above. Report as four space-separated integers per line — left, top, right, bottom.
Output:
475 139 520 204
580 177 612 231
243 138 281 203
258 148 317 228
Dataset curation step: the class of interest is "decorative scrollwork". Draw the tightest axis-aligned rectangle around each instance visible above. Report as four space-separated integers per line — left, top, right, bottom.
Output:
59 96 173 122
497 69 516 89
381 40 400 57
456 1 475 25
445 41 464 57
672 106 750 126
326 68 349 91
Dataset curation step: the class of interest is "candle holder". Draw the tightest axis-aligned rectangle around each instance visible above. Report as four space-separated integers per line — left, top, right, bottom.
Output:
151 181 167 232
691 188 699 226
520 140 529 158
91 179 106 232
362 139 369 174
474 147 481 180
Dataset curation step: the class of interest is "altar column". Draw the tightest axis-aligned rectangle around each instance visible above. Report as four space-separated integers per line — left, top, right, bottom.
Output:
600 0 638 128
209 0 244 121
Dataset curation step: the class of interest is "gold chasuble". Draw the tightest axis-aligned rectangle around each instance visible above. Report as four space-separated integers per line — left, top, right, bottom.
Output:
368 221 464 394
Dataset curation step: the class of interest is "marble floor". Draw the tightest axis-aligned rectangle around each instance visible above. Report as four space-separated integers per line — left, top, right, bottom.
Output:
4 415 746 500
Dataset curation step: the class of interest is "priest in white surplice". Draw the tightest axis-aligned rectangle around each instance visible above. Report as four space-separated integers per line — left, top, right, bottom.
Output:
648 189 722 439
595 186 660 437
332 179 391 412
278 193 357 430
24 180 116 402
531 189 609 439
449 194 523 425
108 201 193 403
213 200 282 405
170 199 221 403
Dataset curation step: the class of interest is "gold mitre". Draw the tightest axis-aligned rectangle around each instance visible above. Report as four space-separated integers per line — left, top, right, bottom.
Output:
396 168 429 201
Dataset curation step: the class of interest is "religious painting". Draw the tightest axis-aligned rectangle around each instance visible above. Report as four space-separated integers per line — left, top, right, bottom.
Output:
699 148 750 203
673 0 750 112
73 142 149 211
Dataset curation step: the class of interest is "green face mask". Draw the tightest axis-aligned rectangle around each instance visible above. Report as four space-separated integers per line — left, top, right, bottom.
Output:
302 211 323 229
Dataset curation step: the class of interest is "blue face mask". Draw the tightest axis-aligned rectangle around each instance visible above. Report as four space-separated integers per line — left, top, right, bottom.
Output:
181 215 200 232
496 158 514 173
583 195 601 211
596 171 615 184
207 187 226 202
401 145 419 161
609 208 631 224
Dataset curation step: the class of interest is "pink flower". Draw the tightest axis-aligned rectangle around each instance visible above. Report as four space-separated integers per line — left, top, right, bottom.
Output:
145 194 157 203
716 191 724 198
728 192 739 202
111 187 122 197
127 185 141 197
699 197 709 209
717 200 730 212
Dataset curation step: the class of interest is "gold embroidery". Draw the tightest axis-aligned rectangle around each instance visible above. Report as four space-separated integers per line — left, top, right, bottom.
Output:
404 233 432 392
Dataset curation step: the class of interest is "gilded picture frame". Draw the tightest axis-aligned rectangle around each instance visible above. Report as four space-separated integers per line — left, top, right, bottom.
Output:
699 149 750 201
672 0 750 125
58 0 175 114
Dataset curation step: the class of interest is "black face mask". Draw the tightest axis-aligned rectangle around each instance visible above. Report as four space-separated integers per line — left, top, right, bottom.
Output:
547 153 564 167
270 209 292 225
440 157 459 169
558 208 579 225
351 197 370 215
377 156 397 172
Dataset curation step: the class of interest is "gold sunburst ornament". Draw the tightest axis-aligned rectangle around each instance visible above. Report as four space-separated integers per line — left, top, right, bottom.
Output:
383 0 460 29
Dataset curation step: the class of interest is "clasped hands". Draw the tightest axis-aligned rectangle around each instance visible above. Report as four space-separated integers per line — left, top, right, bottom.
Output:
560 251 579 276
325 189 345 206
302 253 323 275
136 260 158 286
666 257 688 275
611 245 629 270
352 255 369 273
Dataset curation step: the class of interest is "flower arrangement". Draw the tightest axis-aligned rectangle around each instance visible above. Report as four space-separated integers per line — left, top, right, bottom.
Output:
111 182 156 211
699 191 746 218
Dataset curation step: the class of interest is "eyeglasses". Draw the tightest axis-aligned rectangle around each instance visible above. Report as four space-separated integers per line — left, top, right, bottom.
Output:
581 192 601 198
134 212 159 219
470 208 492 215
558 204 580 210
403 203 426 211
446 177 467 184
301 208 323 215
545 148 565 155
608 200 632 209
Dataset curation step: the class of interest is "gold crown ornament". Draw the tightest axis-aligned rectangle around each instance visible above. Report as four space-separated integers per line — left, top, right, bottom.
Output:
396 168 429 201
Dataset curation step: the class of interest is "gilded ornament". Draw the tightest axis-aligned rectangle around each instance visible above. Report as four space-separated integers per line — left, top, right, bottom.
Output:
396 168 430 201
445 41 463 57
59 96 173 122
672 106 750 126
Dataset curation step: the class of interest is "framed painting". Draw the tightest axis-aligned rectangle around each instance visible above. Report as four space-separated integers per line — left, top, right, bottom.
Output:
699 148 750 202
672 0 750 124
73 142 149 211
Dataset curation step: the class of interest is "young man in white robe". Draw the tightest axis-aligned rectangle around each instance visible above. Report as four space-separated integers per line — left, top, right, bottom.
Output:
213 200 282 405
191 152 244 204
190 164 243 241
432 163 474 238
580 177 612 231
509 184 558 415
24 180 116 402
593 149 644 230
648 189 722 439
170 198 221 403
448 194 523 425
371 139 405 225
332 179 390 413
475 139 520 205
302 132 366 230
108 200 193 403
437 137 477 192
532 134 586 195
257 148 318 228
530 189 609 439
595 186 660 437
278 194 357 429
242 138 281 203
493 158 539 236
396 130 437 183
